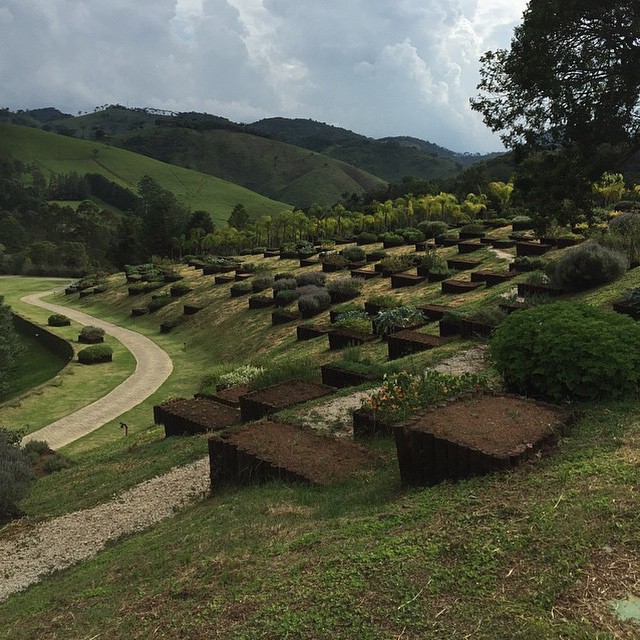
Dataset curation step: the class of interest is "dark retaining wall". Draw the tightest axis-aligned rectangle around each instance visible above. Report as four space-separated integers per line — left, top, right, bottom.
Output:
12 313 74 363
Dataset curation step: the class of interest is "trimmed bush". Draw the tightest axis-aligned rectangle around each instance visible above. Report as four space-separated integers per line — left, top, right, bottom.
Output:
274 289 300 307
379 232 404 247
128 281 164 295
513 256 546 272
148 295 172 312
490 301 640 401
342 246 367 263
249 294 274 309
295 271 327 287
321 253 349 269
298 288 332 318
251 275 274 292
48 314 71 327
367 249 387 261
333 310 371 335
79 325 105 342
326 277 364 303
400 227 425 243
550 241 628 291
0 429 35 522
603 211 640 265
511 215 534 231
272 277 297 293
78 345 113 364
418 221 449 238
357 231 378 244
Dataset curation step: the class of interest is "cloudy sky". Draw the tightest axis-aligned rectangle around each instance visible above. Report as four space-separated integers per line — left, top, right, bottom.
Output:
0 0 528 152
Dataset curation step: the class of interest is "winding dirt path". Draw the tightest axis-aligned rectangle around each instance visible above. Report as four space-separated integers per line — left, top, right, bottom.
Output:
19 290 173 449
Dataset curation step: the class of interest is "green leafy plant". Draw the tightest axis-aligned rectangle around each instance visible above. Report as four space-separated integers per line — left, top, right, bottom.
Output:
513 256 547 272
274 289 300 307
418 220 449 238
373 306 427 337
47 314 71 327
321 253 349 269
549 241 628 291
341 246 367 263
490 301 640 401
218 365 265 389
367 249 387 261
326 277 363 302
77 345 113 364
400 227 425 243
366 294 401 310
333 310 371 335
379 232 404 247
230 282 253 296
418 251 448 271
0 428 34 523
511 215 534 231
356 231 378 244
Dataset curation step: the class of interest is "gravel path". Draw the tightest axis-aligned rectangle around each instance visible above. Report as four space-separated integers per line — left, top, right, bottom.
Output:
20 290 174 449
0 458 209 602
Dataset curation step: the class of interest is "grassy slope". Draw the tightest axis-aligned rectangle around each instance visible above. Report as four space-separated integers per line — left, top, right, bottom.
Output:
116 127 387 208
1 239 640 638
0 124 291 226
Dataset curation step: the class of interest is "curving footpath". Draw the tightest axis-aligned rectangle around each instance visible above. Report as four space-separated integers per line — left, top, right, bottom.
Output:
20 290 174 449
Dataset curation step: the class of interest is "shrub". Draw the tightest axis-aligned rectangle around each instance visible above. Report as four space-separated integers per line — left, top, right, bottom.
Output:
459 223 486 236
367 249 387 261
550 241 628 291
274 289 300 307
272 278 297 293
298 288 332 317
128 281 164 295
418 250 448 271
380 232 404 247
511 215 534 231
366 294 401 310
490 301 640 401
230 282 253 296
400 227 425 243
326 277 363 302
79 325 105 341
333 310 371 335
249 357 318 390
78 345 113 364
603 211 640 265
252 246 267 254
252 275 274 292
379 254 418 272
295 271 326 287
620 287 640 309
418 221 449 238
248 294 274 309
321 253 349 269
48 313 70 327
0 428 34 522
357 231 378 244
342 246 367 263
513 256 547 272
468 307 507 326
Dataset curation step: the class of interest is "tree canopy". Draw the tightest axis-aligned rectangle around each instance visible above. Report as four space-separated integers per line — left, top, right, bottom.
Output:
471 1 640 152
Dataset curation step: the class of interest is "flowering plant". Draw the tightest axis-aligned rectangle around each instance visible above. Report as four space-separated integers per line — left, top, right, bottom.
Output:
362 370 486 424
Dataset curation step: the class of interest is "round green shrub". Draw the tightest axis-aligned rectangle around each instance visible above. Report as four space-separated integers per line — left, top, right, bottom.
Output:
489 301 640 401
400 228 425 243
274 289 300 307
550 241 628 291
170 283 192 297
380 232 404 247
78 345 113 364
251 275 274 292
295 271 326 287
326 277 363 303
48 314 71 327
418 221 449 238
333 311 371 335
341 246 366 263
79 325 105 341
511 215 534 231
357 231 378 244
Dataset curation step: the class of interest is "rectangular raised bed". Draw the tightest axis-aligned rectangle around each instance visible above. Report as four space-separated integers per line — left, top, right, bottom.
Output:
515 241 554 257
459 230 486 240
263 249 280 257
457 241 483 254
390 273 426 288
208 421 375 487
491 239 516 249
239 380 335 422
447 258 483 271
248 296 274 309
271 310 300 325
321 364 378 388
297 324 333 341
131 307 149 317
415 304 451 321
440 237 460 247
352 407 393 438
470 270 516 287
350 268 381 280
234 272 253 281
153 397 241 437
328 330 376 349
459 318 497 339
214 274 236 284
195 384 250 409
612 301 640 320
299 258 320 267
183 304 204 315
387 330 448 360
441 279 484 294
393 395 570 486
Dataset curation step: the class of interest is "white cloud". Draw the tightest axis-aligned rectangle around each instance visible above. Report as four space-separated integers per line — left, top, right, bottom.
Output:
0 0 528 151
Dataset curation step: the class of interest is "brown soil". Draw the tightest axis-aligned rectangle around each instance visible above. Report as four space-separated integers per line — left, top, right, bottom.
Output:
225 421 378 484
243 380 334 410
404 394 569 457
211 384 251 407
158 398 240 429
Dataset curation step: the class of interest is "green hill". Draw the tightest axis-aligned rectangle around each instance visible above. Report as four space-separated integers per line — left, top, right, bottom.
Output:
114 126 387 208
0 123 290 226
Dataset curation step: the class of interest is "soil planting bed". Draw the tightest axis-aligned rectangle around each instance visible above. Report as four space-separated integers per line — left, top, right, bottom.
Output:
154 397 241 437
457 241 483 254
393 394 571 486
387 330 449 360
297 324 333 341
390 273 426 288
321 364 378 388
441 279 484 294
195 384 251 408
239 380 336 421
447 258 483 271
208 421 377 487
214 274 236 284
516 241 553 257
350 268 381 280
470 270 516 286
